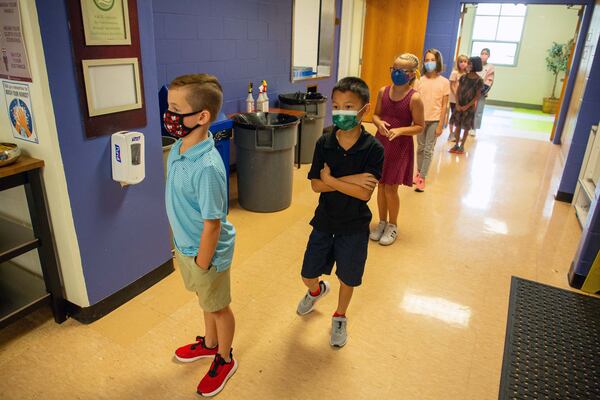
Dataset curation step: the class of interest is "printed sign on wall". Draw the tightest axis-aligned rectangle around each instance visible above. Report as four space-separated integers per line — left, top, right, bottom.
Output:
81 0 132 46
3 81 37 143
0 1 32 82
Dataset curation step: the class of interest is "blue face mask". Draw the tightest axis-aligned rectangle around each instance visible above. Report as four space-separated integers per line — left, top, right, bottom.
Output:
424 61 437 72
391 69 410 86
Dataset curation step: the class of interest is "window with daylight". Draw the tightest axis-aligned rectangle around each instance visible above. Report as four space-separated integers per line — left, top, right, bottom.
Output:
471 3 527 66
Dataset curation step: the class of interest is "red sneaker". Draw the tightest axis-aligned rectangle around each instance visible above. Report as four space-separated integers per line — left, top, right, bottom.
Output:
174 336 218 363
197 352 238 397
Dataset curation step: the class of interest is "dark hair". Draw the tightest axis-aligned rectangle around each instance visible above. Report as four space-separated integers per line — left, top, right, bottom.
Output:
332 76 370 105
469 56 483 73
422 48 444 74
169 74 223 123
481 48 490 56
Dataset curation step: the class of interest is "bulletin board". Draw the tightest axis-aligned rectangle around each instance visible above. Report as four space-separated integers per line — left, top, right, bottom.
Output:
67 0 146 138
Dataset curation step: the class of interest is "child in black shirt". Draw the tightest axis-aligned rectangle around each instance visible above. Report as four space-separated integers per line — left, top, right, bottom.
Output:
296 77 384 348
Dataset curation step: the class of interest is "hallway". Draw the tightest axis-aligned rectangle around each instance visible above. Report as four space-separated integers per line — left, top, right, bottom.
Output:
479 105 556 142
0 127 583 399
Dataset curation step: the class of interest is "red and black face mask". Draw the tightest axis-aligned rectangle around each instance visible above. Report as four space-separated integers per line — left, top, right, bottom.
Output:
163 110 201 138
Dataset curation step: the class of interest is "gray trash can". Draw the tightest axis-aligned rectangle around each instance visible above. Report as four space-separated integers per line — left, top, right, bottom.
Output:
279 92 327 164
233 112 300 212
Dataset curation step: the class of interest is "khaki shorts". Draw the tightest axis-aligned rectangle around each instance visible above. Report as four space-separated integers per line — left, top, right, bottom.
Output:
175 250 231 312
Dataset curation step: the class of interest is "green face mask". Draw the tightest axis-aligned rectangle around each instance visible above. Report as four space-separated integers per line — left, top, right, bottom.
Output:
332 105 366 131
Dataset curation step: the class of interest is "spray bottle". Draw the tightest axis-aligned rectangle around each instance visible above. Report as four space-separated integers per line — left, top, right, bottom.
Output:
262 80 269 112
246 82 255 113
256 85 264 112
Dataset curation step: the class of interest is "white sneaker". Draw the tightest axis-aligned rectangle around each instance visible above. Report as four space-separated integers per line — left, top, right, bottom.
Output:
369 221 387 241
296 281 331 315
330 316 348 347
469 129 476 137
379 224 397 246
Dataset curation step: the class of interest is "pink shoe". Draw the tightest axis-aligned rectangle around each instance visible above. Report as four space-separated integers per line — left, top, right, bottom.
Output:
415 177 425 192
413 172 421 185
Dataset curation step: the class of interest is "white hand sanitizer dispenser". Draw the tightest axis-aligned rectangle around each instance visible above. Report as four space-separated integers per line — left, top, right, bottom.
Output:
111 131 145 186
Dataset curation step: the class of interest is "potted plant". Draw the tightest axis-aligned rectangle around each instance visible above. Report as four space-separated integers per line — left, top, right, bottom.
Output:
543 40 572 114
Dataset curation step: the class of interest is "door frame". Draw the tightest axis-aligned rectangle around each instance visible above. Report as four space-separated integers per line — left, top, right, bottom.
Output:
338 0 366 80
550 5 583 142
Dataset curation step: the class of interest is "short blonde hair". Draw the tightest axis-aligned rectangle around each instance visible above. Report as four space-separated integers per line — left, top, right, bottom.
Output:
169 74 223 122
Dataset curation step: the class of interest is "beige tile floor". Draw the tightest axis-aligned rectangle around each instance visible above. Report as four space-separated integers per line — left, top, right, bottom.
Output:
0 123 586 399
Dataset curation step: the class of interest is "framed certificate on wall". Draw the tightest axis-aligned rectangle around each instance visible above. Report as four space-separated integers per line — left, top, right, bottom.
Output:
81 0 132 46
82 58 142 116
67 0 146 138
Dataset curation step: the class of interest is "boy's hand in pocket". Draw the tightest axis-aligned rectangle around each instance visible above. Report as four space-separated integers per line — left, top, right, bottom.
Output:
194 256 210 270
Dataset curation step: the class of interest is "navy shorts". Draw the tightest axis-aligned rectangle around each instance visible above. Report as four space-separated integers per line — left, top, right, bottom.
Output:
301 229 369 287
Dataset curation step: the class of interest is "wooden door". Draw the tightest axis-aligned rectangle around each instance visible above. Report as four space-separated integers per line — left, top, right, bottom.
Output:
360 0 430 122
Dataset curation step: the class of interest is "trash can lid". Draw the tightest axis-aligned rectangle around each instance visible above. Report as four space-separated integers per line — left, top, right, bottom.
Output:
278 92 327 105
162 135 176 149
210 117 233 132
233 112 300 129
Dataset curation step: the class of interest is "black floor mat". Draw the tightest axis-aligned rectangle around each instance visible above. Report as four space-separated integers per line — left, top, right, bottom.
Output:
499 277 600 400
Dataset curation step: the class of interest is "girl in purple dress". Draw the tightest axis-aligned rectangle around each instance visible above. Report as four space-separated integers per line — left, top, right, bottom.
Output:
370 53 425 246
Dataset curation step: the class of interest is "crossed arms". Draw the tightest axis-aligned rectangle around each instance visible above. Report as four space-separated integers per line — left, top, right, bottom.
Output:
310 163 378 202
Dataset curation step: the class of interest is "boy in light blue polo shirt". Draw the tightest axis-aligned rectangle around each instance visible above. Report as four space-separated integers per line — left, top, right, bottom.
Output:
163 74 237 397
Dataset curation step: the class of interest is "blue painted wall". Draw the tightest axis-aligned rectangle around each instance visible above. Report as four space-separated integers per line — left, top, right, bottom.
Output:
423 0 462 79
152 0 341 122
36 1 172 304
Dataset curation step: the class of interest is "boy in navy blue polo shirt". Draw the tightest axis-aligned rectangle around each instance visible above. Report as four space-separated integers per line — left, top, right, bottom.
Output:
296 77 384 347
163 74 237 397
